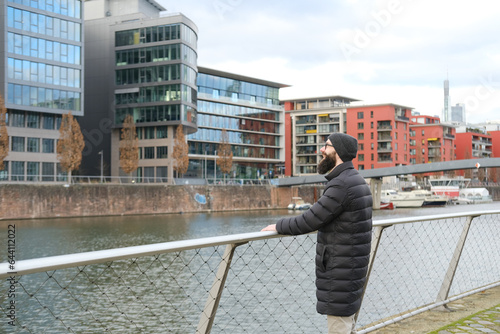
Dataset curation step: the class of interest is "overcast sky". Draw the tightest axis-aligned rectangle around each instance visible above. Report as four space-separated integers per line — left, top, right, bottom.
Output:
158 0 500 123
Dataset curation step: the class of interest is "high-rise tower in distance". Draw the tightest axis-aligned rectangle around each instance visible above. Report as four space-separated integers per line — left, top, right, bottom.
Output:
443 79 451 123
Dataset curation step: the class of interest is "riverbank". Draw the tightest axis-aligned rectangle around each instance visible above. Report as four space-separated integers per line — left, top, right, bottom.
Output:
0 183 321 220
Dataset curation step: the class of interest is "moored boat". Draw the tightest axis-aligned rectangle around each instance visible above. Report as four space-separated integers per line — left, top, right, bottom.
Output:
410 189 449 207
382 190 425 208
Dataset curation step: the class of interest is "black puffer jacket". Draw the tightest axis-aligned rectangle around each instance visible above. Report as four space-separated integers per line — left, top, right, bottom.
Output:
276 161 372 316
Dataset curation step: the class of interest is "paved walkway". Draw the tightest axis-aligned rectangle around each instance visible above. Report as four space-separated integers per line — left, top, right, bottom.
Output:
430 305 500 334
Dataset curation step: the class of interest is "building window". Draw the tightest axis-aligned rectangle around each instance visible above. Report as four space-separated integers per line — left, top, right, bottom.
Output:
357 122 364 129
357 133 364 140
12 161 25 181
156 167 168 182
12 137 25 152
358 154 364 161
370 111 374 118
10 111 25 127
145 127 155 139
371 122 373 129
157 146 168 159
359 143 364 150
42 162 55 181
27 162 40 181
156 126 168 138
144 147 155 159
27 113 40 128
422 130 425 136
42 138 55 153
371 132 374 139
43 114 55 129
371 153 374 161
143 167 154 182
359 164 364 170
27 137 40 152
357 112 364 119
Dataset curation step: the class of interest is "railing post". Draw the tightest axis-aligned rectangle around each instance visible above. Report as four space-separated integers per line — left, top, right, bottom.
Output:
355 225 387 322
196 242 247 334
435 215 478 308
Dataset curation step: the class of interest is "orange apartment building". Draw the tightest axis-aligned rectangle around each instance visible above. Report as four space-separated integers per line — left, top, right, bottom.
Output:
455 131 493 160
346 104 413 170
283 98 414 175
491 131 500 158
409 115 456 164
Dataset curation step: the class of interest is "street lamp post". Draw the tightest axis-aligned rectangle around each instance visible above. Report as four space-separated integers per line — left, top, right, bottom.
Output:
98 150 103 183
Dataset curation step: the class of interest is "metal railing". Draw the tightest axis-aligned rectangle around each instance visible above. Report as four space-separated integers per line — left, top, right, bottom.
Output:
1 210 499 333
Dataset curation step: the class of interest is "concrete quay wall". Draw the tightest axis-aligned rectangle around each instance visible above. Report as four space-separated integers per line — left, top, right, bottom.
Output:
0 184 322 220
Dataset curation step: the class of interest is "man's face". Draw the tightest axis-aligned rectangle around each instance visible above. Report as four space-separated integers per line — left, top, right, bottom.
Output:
318 141 337 174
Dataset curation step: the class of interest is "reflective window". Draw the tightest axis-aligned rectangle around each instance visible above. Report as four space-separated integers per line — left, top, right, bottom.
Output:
11 161 25 181
12 137 25 152
42 138 55 153
27 137 40 152
7 83 81 111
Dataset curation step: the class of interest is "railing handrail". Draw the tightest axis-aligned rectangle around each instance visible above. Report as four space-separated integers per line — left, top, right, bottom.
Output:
3 210 499 279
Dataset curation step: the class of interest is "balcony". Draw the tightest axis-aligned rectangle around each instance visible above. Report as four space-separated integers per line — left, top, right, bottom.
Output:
377 135 392 142
377 145 393 153
377 125 392 131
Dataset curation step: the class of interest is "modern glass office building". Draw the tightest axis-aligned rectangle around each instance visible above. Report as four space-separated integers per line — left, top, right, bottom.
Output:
187 67 288 180
82 0 198 181
0 0 84 181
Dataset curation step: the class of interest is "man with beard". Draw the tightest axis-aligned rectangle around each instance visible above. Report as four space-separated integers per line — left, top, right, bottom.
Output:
262 132 372 334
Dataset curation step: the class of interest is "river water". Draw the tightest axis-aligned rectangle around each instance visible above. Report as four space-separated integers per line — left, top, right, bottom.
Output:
1 202 499 333
1 201 499 262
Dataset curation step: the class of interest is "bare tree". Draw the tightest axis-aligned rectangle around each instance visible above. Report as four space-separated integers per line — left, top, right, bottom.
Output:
57 112 85 183
0 95 8 171
119 114 139 178
217 129 233 182
172 124 189 177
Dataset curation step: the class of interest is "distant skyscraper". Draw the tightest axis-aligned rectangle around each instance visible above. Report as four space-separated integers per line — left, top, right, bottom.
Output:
443 79 451 122
451 103 466 123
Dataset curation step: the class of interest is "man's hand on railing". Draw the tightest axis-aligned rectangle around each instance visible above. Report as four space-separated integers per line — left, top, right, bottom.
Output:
261 224 277 232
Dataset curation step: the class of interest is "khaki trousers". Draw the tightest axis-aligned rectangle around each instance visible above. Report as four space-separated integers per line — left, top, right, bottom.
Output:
327 314 357 334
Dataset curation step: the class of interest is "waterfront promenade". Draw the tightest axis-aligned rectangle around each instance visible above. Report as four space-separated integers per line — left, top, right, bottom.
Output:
368 285 500 334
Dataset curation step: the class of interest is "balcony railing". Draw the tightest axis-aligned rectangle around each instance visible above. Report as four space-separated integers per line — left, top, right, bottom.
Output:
1 211 499 333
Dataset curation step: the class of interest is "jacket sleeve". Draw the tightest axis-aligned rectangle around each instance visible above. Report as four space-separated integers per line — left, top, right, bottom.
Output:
277 181 347 235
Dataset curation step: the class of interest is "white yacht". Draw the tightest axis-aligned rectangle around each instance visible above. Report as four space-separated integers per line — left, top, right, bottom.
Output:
382 190 425 208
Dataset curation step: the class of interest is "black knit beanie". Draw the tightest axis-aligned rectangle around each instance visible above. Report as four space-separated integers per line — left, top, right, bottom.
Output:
327 133 358 162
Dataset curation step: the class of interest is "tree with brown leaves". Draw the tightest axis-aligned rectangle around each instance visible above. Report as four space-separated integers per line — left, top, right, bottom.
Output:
57 112 85 183
0 95 8 171
217 129 233 182
172 124 189 177
119 114 139 178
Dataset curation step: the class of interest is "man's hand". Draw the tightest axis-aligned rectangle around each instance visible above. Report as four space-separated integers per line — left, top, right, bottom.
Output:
261 224 277 232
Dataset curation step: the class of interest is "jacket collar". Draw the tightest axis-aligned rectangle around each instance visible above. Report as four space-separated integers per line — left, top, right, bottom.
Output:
324 161 354 181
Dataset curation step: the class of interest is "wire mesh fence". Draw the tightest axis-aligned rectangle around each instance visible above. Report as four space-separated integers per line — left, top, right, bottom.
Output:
1 211 499 333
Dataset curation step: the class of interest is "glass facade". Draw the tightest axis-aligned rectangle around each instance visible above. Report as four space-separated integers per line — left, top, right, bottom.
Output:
3 0 83 182
113 23 198 130
187 71 284 180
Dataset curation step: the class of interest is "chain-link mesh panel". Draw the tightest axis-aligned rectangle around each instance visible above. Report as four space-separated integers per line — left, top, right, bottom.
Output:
357 213 500 329
1 214 499 333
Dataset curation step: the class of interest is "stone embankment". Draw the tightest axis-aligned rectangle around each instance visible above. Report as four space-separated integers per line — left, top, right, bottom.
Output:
0 184 321 220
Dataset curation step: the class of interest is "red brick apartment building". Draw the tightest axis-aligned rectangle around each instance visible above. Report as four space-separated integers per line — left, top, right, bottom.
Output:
409 115 456 164
346 104 413 170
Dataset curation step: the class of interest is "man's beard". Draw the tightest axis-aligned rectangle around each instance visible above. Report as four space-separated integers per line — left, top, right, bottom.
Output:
317 153 337 174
